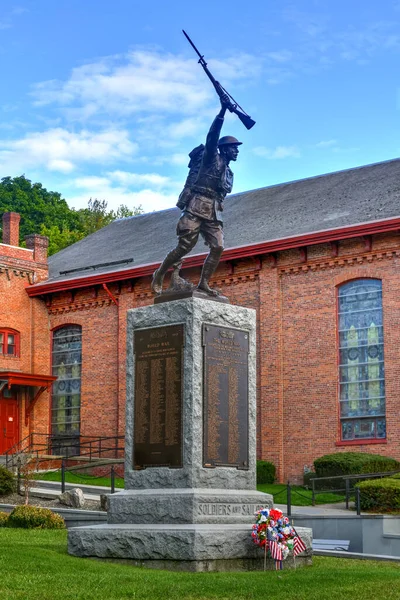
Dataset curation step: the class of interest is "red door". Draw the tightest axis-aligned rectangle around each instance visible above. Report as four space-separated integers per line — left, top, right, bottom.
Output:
0 393 19 454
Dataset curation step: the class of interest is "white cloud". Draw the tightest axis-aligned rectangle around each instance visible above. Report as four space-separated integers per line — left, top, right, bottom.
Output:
48 159 75 173
166 117 208 140
0 5 27 30
315 139 337 148
169 153 189 166
0 127 137 173
68 182 177 213
253 145 301 159
31 49 261 123
267 50 293 63
67 168 183 213
73 176 111 188
108 170 171 187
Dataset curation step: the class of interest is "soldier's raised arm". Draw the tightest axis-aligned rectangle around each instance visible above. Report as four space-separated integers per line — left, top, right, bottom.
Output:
203 96 230 163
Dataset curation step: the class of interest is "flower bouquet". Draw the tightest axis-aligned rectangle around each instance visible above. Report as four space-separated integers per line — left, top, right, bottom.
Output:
251 507 306 568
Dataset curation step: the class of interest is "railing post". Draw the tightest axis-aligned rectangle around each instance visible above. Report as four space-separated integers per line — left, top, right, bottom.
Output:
355 487 361 516
345 478 350 510
99 438 102 458
111 466 115 494
287 481 292 518
61 459 66 493
17 457 21 495
311 479 316 506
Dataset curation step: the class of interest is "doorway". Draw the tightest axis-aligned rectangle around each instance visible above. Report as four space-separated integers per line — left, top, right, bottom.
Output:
0 389 19 454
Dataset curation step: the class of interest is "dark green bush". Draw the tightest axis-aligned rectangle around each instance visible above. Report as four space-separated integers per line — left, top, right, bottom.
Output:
0 511 9 527
357 478 400 512
256 460 276 484
0 465 15 496
314 452 400 478
7 505 65 529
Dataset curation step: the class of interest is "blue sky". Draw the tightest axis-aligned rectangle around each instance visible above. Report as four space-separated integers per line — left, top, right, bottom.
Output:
0 0 399 213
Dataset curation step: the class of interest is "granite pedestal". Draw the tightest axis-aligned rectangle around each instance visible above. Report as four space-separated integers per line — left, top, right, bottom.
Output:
68 298 312 570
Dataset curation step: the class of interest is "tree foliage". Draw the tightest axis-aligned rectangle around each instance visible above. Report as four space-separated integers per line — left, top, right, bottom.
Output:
0 176 143 255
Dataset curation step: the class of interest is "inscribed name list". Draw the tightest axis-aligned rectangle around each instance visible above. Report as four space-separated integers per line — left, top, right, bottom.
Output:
203 324 249 468
133 324 183 468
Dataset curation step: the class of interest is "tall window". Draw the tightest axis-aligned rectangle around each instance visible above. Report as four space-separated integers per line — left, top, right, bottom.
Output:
338 279 386 441
0 328 19 357
51 326 82 449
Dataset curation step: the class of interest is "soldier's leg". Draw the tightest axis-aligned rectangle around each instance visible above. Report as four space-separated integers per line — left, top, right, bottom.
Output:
151 214 200 294
197 221 224 296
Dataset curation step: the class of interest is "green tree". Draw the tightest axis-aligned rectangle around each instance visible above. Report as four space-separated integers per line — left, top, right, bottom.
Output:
40 225 85 256
0 176 79 240
0 177 144 255
77 199 143 236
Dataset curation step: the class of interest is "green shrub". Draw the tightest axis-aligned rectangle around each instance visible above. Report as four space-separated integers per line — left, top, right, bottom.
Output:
7 505 65 529
0 511 9 527
357 478 400 512
256 460 276 484
314 452 400 478
0 465 15 496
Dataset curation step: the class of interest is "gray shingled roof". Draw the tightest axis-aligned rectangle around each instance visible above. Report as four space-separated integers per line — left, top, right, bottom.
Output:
45 158 400 285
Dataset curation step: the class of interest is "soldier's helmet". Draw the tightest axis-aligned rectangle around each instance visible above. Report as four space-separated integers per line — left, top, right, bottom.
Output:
218 136 242 147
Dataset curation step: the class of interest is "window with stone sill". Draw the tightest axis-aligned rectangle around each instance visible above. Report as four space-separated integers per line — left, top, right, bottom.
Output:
0 329 20 357
338 279 386 442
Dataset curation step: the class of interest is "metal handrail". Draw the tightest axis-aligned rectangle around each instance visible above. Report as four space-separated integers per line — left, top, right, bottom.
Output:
309 469 400 507
4 432 125 468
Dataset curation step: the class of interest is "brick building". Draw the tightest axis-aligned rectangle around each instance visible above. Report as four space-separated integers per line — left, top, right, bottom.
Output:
0 212 55 454
1 158 400 481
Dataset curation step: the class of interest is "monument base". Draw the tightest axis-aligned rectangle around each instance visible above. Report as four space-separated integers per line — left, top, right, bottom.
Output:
107 488 273 524
68 523 313 572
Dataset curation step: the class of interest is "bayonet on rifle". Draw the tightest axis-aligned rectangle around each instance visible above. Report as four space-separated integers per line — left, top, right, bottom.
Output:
182 30 256 130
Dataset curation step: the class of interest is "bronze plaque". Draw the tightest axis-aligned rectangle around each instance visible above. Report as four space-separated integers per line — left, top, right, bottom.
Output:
133 324 184 469
203 324 249 469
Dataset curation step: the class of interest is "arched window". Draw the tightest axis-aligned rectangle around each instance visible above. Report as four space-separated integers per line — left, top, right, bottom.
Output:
338 279 386 441
51 325 82 452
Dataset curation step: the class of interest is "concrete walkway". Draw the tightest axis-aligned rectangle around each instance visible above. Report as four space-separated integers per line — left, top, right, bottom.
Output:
275 502 356 516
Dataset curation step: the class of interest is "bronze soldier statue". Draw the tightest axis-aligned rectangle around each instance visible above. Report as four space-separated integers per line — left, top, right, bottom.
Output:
151 96 241 297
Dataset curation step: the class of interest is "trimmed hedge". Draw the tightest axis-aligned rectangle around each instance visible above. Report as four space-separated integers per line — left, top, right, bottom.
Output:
0 465 15 496
357 478 400 512
256 460 276 484
0 511 9 527
7 505 65 529
314 452 400 478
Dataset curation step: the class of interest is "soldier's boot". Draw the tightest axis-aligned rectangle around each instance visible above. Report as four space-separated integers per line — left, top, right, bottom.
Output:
197 248 223 296
151 247 187 294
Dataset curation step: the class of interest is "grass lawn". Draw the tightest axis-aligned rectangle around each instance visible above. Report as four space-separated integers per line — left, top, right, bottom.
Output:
34 470 125 489
257 484 345 506
35 472 343 506
1 529 400 600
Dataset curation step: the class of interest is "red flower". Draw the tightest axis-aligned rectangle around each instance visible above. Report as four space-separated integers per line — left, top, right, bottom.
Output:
269 509 283 521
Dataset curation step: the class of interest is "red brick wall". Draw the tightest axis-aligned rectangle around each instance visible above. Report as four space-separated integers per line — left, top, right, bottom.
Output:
39 231 400 483
0 239 50 445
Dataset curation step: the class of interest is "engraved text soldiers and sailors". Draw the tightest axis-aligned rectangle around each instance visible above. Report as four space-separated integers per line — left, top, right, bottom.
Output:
133 325 184 468
203 325 249 468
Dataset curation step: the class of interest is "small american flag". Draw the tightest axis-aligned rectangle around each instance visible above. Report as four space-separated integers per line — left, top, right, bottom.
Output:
267 533 283 561
293 535 306 556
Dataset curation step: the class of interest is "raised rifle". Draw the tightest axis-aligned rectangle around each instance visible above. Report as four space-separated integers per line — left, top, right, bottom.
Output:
182 30 256 130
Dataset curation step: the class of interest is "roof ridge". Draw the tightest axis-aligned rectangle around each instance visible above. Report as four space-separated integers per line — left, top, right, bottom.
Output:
230 156 400 199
